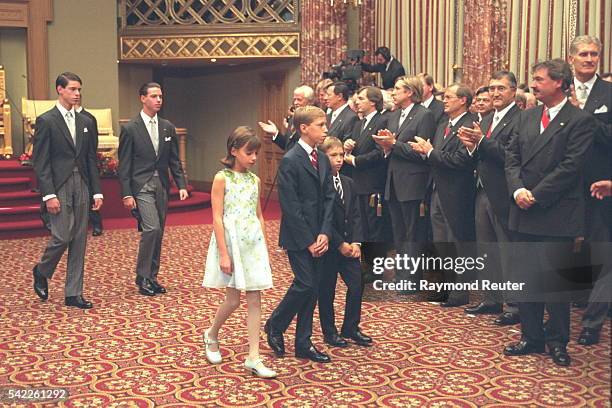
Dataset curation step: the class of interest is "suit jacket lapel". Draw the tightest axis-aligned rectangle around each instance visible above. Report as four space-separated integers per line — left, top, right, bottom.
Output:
298 145 319 180
490 105 519 140
359 113 378 141
136 115 157 158
583 77 604 114
524 104 570 164
74 112 84 156
156 121 167 160
397 105 417 135
441 113 469 150
52 107 76 151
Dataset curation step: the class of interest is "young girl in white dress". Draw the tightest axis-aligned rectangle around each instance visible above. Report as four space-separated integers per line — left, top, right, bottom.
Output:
202 126 275 378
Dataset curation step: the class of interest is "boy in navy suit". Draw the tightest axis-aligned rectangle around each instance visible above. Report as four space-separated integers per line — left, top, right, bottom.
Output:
265 106 336 363
319 137 372 347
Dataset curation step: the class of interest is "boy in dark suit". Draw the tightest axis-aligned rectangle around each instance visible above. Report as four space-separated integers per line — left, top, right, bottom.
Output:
265 106 336 363
318 137 372 348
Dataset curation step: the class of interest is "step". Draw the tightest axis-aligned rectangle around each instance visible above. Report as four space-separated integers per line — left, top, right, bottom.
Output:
168 191 211 213
0 177 32 193
0 190 41 206
0 161 36 181
0 219 47 240
0 204 41 222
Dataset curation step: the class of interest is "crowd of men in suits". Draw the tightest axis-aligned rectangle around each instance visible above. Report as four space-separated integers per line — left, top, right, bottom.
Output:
260 35 610 367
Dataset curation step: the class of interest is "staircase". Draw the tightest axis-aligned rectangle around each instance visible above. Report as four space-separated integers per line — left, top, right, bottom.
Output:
0 160 210 239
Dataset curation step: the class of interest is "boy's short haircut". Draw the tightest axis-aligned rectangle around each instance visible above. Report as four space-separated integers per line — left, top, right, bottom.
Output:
320 136 344 153
293 106 326 135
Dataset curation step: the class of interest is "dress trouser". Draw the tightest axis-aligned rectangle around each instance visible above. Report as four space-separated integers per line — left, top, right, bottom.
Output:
268 249 323 349
38 169 89 297
135 175 168 280
319 250 363 337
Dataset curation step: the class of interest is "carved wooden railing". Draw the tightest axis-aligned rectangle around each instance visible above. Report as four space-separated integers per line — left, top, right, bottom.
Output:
0 66 13 158
118 0 300 61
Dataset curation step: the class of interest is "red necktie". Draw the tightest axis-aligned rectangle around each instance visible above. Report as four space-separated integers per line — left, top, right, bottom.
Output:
541 106 550 130
310 149 319 169
486 124 493 138
444 126 451 139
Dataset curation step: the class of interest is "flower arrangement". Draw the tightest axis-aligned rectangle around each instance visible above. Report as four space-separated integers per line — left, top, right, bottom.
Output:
19 152 32 166
97 152 118 177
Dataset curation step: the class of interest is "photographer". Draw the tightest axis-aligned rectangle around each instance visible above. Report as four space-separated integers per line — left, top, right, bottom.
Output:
361 46 406 90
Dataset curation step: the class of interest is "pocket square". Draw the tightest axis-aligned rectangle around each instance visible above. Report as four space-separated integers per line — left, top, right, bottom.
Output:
594 105 608 114
84 128 88 133
164 136 171 142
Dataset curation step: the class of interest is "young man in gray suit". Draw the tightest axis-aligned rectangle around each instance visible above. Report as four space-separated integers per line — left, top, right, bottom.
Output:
32 72 103 309
118 82 188 296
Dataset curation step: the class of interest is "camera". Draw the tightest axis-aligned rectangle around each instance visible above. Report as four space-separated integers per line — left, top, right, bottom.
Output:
322 49 365 91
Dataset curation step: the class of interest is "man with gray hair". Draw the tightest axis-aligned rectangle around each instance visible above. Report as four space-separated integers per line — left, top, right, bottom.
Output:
503 59 595 366
568 34 612 346
259 85 315 152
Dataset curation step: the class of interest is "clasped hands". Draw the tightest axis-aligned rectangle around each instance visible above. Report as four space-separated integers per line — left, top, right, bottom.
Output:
515 189 536 210
339 242 361 259
456 123 482 151
308 234 329 257
372 129 396 154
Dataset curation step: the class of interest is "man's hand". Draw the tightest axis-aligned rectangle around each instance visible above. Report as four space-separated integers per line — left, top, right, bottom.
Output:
343 139 356 154
308 234 329 257
515 189 536 209
220 253 233 275
123 196 137 210
339 242 353 257
372 129 396 150
258 120 279 135
179 189 189 200
91 198 103 211
408 136 433 155
457 122 482 151
567 85 581 107
46 197 61 215
344 153 356 166
351 244 361 258
590 180 612 200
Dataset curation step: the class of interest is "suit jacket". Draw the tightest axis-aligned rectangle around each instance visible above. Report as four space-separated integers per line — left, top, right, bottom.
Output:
385 104 436 202
327 105 359 142
428 113 477 241
426 98 446 128
350 111 388 195
118 114 187 198
33 106 101 198
362 58 406 90
474 104 521 227
80 109 99 150
582 76 612 184
505 103 595 237
329 175 364 249
278 143 336 251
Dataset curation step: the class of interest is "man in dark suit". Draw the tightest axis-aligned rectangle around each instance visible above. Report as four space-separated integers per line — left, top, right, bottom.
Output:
457 71 521 324
325 82 358 142
410 83 477 307
344 86 392 271
118 82 188 297
418 73 446 127
318 137 372 348
503 59 595 367
374 76 436 285
265 106 336 363
259 85 315 152
362 46 406 90
568 35 612 346
75 97 103 237
31 72 103 309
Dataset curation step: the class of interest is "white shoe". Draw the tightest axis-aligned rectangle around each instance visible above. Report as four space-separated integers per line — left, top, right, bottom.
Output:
245 358 277 378
203 329 222 364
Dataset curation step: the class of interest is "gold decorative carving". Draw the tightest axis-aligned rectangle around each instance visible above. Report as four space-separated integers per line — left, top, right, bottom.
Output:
121 0 297 28
120 33 299 60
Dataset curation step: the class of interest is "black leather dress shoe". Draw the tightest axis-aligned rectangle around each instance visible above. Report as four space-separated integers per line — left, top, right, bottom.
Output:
464 302 503 315
503 340 545 356
92 228 103 237
577 328 600 346
494 312 520 326
138 278 156 296
441 299 468 308
295 345 331 363
149 280 166 294
324 333 348 347
549 346 571 366
65 295 93 309
33 265 48 301
264 320 285 356
342 330 372 346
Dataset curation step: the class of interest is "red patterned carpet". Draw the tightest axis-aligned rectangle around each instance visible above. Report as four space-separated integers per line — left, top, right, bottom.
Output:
0 221 610 407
